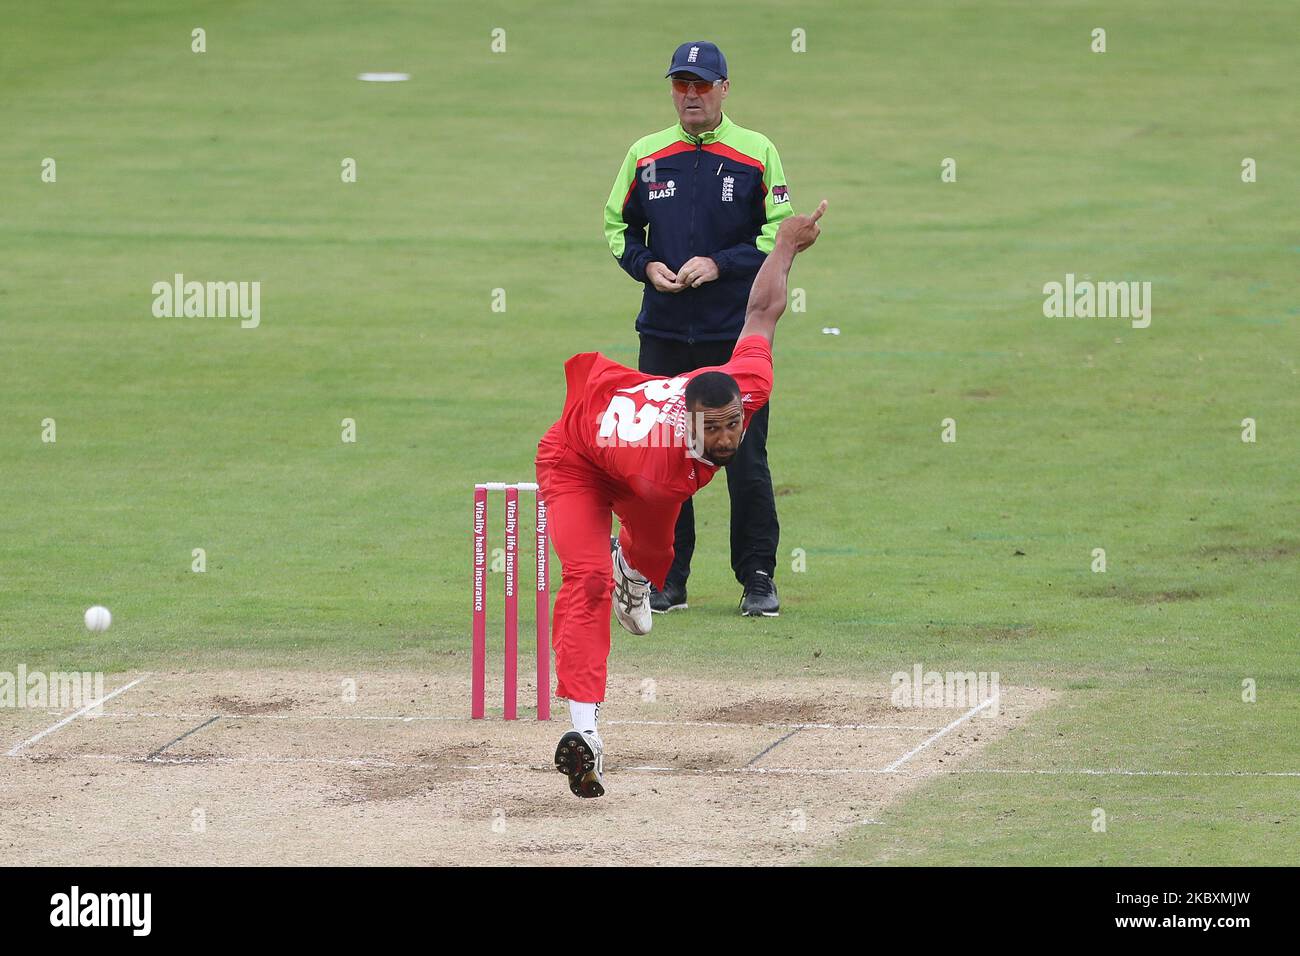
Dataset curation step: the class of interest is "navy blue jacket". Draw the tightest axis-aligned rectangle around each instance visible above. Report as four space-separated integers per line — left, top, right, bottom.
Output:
604 114 793 343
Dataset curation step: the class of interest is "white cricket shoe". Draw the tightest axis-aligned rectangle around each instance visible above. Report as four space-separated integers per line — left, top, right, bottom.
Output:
611 542 652 635
554 730 605 798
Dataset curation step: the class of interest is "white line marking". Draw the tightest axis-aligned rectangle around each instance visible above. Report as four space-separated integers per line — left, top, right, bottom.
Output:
30 753 905 775
952 768 1300 778
619 765 900 776
4 678 145 756
880 695 998 773
609 719 935 731
6 752 1297 779
73 712 938 732
86 712 463 723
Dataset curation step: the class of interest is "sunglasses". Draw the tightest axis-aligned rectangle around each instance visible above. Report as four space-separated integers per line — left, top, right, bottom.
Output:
670 77 721 95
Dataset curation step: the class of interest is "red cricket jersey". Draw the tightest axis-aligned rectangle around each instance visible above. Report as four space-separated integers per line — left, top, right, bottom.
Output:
557 335 774 504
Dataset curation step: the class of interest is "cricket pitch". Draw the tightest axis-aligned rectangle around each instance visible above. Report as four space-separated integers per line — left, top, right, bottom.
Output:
0 671 1050 866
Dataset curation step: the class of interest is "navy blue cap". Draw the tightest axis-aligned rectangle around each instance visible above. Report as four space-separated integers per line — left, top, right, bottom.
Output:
665 41 728 82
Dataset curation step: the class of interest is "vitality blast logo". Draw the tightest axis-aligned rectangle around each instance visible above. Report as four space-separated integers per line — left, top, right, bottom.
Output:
50 886 151 936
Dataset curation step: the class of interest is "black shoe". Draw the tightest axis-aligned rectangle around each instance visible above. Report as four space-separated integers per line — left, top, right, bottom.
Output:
554 730 605 798
649 581 688 614
739 571 780 617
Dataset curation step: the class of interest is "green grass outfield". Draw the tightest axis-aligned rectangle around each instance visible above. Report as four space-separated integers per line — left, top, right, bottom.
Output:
2 1 1297 864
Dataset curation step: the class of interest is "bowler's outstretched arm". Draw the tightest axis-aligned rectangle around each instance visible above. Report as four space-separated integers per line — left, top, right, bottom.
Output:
736 199 827 345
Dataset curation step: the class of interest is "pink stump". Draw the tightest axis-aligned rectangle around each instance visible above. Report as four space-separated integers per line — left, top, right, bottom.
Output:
535 497 551 721
503 486 519 720
471 485 487 719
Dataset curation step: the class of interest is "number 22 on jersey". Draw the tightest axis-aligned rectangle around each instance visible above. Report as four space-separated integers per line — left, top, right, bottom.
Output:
598 377 689 443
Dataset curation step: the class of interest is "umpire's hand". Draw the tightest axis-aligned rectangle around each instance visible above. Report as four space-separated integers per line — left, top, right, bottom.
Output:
645 261 681 293
676 256 720 288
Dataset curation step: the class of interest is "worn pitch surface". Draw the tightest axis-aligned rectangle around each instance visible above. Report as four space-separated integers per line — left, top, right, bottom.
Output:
0 671 1045 865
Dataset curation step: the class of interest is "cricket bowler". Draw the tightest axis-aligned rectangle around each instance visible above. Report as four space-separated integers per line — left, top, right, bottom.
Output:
535 201 827 797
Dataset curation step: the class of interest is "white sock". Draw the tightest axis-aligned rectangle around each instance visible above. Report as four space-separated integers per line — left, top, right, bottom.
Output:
570 700 600 735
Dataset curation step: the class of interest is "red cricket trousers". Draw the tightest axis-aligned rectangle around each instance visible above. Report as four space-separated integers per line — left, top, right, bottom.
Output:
535 423 680 704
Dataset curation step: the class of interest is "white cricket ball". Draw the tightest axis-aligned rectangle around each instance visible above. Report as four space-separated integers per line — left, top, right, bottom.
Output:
84 605 112 633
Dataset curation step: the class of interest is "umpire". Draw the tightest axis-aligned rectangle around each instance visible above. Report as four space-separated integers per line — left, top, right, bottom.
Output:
603 41 792 617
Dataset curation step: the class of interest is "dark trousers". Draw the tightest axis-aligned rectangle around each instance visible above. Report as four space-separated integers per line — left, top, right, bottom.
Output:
637 333 779 588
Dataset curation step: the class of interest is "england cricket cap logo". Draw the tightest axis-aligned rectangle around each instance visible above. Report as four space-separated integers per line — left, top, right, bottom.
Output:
665 41 728 82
